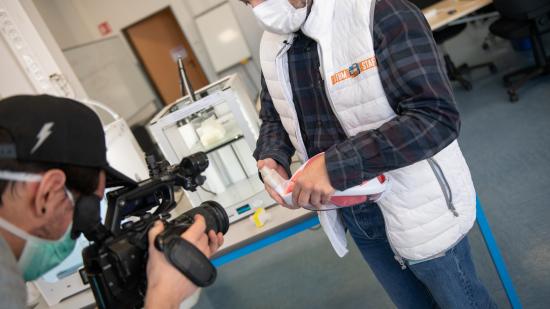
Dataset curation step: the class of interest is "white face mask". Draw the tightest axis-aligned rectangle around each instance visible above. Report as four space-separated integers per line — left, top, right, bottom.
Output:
253 0 308 34
0 171 77 281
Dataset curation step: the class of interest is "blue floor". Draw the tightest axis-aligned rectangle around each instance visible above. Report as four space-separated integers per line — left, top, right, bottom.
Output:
196 22 550 309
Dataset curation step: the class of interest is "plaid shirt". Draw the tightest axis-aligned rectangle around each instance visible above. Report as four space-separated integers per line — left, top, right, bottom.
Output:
253 0 460 191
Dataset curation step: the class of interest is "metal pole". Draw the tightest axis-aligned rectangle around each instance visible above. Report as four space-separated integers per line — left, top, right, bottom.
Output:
476 196 522 309
177 57 196 102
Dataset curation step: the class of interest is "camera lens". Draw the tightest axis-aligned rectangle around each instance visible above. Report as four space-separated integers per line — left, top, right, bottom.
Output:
180 152 209 177
185 201 229 235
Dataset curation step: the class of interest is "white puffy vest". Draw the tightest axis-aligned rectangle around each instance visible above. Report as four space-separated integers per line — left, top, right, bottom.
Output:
259 0 476 261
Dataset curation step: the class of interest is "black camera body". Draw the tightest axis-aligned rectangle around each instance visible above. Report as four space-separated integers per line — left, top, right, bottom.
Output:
80 153 229 309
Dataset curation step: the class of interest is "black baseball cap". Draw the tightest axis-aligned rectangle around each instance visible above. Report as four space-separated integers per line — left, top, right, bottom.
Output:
0 95 136 188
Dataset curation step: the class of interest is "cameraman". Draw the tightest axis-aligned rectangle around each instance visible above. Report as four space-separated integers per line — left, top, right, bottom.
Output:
0 95 224 309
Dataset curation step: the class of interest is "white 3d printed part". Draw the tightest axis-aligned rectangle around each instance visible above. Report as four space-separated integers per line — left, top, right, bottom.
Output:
260 153 390 211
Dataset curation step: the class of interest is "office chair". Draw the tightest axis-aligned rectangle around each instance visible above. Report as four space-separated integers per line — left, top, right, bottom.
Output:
476 5 500 50
410 0 498 91
433 24 498 90
489 0 550 102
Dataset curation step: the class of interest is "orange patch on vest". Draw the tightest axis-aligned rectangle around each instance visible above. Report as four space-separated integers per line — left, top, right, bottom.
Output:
330 57 378 85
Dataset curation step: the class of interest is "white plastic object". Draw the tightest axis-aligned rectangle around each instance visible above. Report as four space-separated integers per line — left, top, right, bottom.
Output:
198 116 226 147
260 167 288 195
260 154 390 211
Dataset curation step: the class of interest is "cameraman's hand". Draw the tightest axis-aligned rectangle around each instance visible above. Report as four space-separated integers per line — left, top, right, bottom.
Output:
258 158 296 209
144 216 224 309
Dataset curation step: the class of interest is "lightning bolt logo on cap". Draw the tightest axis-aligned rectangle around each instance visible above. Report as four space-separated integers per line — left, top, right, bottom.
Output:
31 122 54 154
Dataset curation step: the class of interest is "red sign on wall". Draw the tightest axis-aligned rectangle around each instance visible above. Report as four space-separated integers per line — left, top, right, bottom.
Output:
98 22 112 36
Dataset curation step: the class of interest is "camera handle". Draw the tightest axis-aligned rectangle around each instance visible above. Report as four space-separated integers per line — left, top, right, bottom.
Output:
155 234 217 287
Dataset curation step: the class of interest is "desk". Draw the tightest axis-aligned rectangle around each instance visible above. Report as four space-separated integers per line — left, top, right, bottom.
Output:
215 205 315 258
168 191 318 264
423 0 493 30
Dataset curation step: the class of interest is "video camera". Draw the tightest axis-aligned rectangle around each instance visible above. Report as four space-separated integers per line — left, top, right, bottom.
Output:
79 152 229 309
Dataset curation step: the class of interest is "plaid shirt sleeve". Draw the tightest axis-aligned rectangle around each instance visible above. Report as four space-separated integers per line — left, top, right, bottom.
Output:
325 0 460 191
253 74 295 175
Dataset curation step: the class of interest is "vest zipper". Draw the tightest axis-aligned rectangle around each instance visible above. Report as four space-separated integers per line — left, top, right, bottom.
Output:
395 255 407 270
427 158 458 217
275 34 309 161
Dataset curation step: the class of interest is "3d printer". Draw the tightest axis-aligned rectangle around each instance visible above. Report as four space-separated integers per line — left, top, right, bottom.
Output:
148 73 273 223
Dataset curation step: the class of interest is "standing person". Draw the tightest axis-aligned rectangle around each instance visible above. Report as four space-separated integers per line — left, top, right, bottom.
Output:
243 0 496 307
0 95 224 309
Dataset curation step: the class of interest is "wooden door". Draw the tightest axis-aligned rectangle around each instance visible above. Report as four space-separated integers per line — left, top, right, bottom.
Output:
124 8 209 105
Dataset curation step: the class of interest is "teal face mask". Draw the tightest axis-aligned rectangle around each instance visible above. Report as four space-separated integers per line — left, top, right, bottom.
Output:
4 220 76 281
0 171 77 281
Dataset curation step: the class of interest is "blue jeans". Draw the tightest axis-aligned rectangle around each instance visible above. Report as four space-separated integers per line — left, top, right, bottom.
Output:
339 203 497 309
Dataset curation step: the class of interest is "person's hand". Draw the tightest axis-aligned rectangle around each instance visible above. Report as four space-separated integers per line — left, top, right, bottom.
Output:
291 153 335 209
144 216 224 309
257 158 295 209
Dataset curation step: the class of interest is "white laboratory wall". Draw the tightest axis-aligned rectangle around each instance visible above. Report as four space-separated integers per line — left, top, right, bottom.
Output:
228 0 264 70
0 0 86 98
186 0 225 16
19 0 87 98
29 0 178 123
31 0 94 49
33 0 266 86
0 36 35 96
195 3 252 72
63 0 219 82
63 36 159 125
